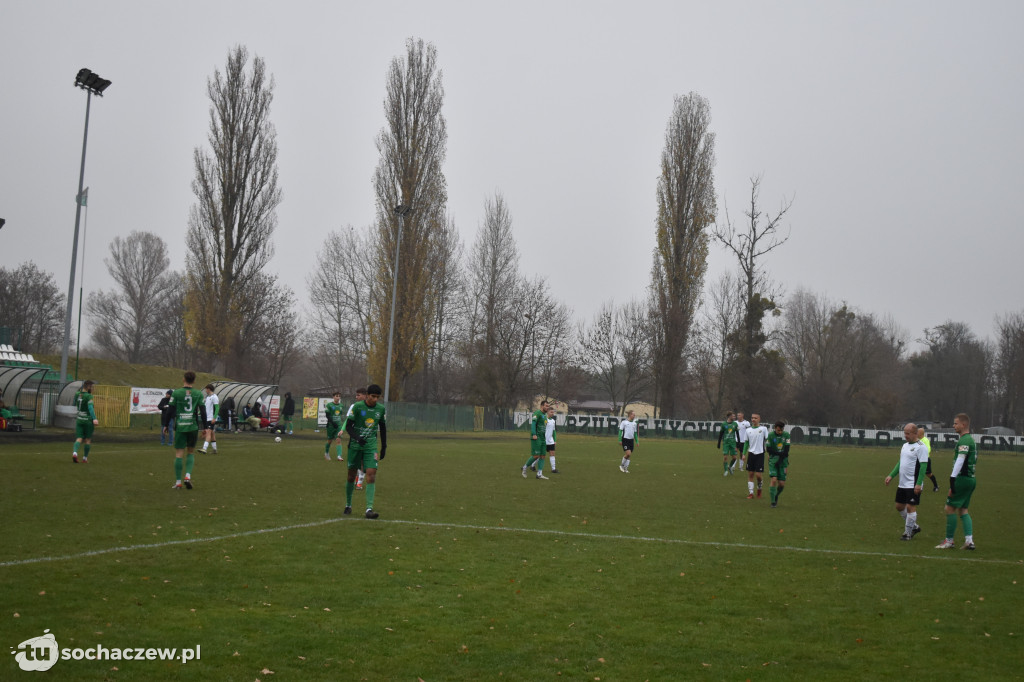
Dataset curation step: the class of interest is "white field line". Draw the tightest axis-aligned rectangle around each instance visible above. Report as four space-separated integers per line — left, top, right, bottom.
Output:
1 517 1021 568
816 450 842 456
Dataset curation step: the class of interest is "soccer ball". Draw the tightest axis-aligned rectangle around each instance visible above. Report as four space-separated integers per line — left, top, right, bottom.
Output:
274 436 282 443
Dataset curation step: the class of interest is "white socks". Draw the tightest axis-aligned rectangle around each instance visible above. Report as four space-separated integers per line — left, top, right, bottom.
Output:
904 511 918 535
748 481 755 494
549 456 557 469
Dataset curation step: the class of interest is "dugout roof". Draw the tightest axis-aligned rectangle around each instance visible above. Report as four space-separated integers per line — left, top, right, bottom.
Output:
0 366 50 406
211 382 278 410
0 366 58 430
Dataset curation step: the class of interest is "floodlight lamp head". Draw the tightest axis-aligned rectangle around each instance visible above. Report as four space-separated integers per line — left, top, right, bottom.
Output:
74 68 112 96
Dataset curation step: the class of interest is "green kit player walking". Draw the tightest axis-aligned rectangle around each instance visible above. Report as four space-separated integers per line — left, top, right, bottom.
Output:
716 411 740 476
170 371 204 489
521 400 550 480
343 384 387 519
936 413 978 550
766 421 791 507
324 391 345 461
72 379 99 463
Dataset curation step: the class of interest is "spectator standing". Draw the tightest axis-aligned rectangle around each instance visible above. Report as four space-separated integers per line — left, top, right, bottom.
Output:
158 389 174 446
283 392 296 435
222 395 236 433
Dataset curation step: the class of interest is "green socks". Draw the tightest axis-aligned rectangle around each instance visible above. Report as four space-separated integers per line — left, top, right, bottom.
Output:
325 442 331 455
346 481 354 507
84 444 91 458
945 513 957 539
73 442 80 453
962 513 973 536
365 482 375 509
185 453 195 475
770 486 777 504
175 457 183 479
336 444 343 459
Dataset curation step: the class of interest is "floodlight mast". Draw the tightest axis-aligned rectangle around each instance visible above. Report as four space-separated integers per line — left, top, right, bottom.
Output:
383 204 413 403
60 69 111 383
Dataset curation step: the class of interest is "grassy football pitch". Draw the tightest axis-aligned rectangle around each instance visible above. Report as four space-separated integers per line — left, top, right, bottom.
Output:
1 431 1021 681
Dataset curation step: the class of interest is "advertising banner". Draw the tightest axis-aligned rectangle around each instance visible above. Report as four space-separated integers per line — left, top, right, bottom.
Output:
129 387 167 415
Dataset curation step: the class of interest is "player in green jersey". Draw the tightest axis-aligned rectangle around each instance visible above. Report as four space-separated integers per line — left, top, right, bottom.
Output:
323 391 345 461
170 371 204 489
343 384 387 518
521 400 550 480
936 413 978 550
346 388 368 489
716 411 739 476
766 421 791 507
72 379 99 463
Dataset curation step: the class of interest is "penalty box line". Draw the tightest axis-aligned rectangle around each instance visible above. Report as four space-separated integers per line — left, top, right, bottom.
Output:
1 517 1020 569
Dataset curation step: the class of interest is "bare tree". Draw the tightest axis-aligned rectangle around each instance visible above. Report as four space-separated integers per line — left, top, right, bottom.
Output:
778 289 907 425
468 193 519 354
416 214 468 403
649 92 717 416
712 174 793 407
367 37 448 399
577 300 650 415
994 311 1024 430
149 271 194 369
491 277 550 409
307 227 373 390
186 45 282 375
530 291 575 402
995 309 1024 428
713 174 793 337
85 231 170 362
248 280 303 386
909 321 992 426
463 192 525 407
0 261 66 354
692 273 742 418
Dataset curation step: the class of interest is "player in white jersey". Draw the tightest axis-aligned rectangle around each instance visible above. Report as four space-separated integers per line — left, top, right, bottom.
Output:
884 423 928 541
618 410 639 473
743 414 768 498
200 385 220 453
545 405 560 473
734 412 751 472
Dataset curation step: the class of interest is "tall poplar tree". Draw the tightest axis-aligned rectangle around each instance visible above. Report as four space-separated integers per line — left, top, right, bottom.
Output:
649 92 717 416
185 46 282 375
367 38 448 400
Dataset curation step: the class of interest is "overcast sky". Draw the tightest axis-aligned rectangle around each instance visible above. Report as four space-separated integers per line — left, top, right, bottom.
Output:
2 0 1022 353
